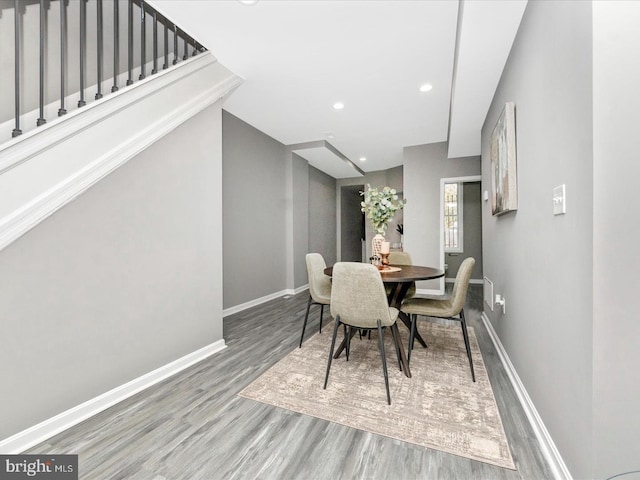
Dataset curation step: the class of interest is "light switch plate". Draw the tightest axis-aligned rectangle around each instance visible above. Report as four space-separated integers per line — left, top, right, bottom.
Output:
553 184 566 215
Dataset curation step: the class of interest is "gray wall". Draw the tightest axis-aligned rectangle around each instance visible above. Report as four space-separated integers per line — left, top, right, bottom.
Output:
0 102 224 440
336 168 403 261
383 166 405 248
222 111 287 308
222 115 338 302
481 1 593 477
445 181 482 280
309 165 337 266
592 2 640 478
403 142 480 292
292 154 310 288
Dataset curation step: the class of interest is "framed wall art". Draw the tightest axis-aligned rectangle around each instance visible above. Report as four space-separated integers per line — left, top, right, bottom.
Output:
490 102 518 216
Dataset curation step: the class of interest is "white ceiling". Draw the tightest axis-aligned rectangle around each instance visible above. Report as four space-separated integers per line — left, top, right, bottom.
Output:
151 0 527 178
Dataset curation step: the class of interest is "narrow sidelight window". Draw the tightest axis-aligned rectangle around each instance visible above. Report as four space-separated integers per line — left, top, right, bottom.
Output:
444 183 463 253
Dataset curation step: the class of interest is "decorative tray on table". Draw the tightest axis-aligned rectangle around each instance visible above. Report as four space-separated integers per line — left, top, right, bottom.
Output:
378 266 402 273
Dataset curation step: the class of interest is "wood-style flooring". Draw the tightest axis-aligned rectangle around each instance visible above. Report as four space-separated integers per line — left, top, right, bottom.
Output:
27 285 554 479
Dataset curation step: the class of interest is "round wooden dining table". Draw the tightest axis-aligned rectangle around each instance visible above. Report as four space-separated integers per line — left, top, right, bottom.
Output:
323 264 444 378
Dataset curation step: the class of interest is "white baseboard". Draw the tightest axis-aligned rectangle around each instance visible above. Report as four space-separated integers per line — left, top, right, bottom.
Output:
223 285 309 317
223 290 291 317
481 312 572 480
223 285 310 317
0 339 226 454
292 284 309 295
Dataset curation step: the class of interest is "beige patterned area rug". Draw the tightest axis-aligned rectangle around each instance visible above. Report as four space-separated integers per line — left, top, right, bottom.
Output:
238 316 515 470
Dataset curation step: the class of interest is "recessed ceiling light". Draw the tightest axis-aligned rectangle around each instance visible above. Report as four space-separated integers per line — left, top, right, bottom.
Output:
359 157 366 162
419 83 433 92
238 0 259 5
333 102 344 110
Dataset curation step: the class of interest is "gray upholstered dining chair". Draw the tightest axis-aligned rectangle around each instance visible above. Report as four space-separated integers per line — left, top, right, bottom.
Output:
387 251 416 299
400 257 476 382
324 262 403 405
299 253 332 348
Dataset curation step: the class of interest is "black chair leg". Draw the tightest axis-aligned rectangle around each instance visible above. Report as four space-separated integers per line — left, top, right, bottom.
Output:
377 320 391 405
299 295 313 348
389 321 403 371
459 309 476 382
408 314 417 362
324 317 341 389
346 326 352 361
319 304 324 333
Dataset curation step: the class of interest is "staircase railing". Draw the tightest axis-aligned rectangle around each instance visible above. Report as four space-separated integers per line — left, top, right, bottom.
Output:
2 0 206 142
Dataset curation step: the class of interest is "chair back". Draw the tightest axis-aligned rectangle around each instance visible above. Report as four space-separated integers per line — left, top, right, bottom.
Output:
306 253 331 302
388 251 416 298
450 257 475 314
330 262 394 329
388 251 412 265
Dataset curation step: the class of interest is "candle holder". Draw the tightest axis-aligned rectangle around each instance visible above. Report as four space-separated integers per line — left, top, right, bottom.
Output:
380 252 390 268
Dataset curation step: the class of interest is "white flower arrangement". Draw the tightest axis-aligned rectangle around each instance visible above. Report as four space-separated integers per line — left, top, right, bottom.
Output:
360 184 406 235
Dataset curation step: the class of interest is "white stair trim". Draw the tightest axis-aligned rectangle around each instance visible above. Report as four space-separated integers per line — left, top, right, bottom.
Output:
0 53 242 253
481 312 572 480
0 340 226 454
